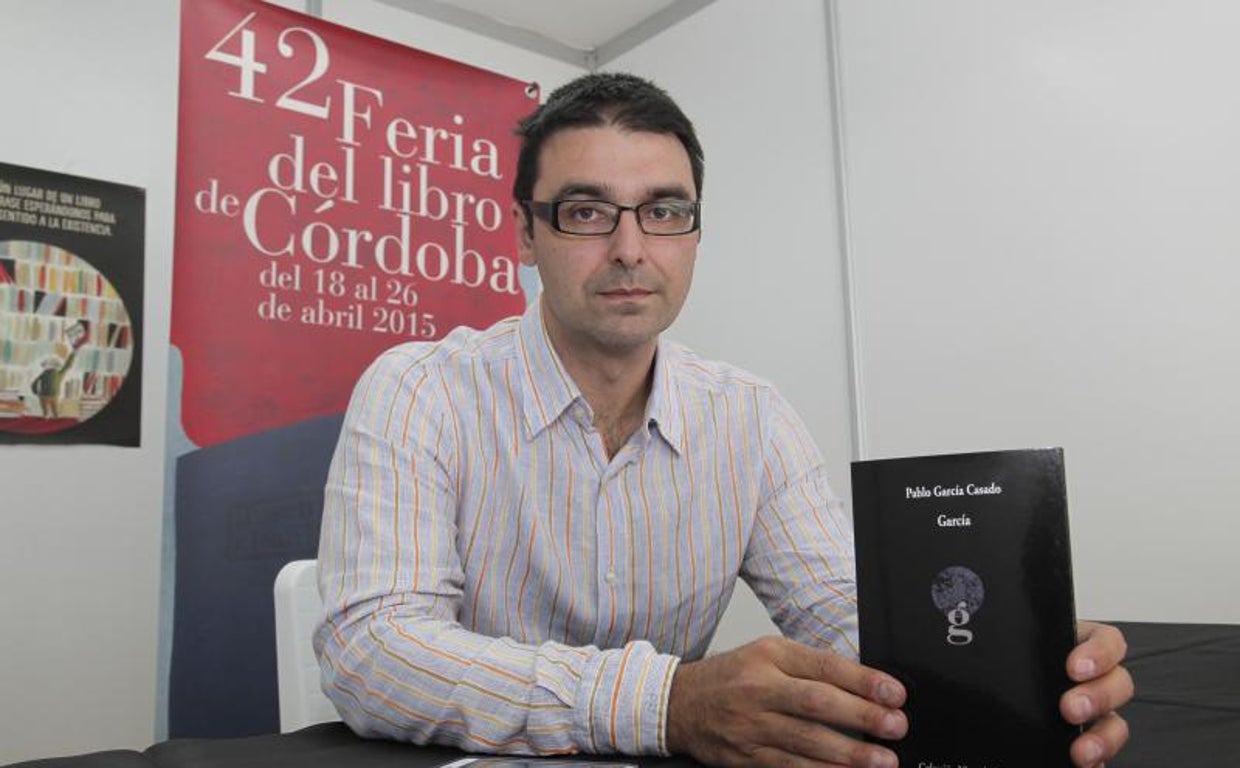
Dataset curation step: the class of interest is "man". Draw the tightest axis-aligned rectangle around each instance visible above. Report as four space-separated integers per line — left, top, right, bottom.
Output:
316 72 1132 768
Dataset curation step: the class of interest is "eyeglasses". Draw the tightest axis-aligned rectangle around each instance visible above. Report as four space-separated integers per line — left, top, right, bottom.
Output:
524 199 701 236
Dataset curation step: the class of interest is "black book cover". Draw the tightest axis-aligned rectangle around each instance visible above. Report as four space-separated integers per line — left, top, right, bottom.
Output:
851 448 1078 768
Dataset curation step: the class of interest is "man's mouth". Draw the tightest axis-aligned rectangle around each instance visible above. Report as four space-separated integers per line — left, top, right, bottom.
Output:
599 287 654 297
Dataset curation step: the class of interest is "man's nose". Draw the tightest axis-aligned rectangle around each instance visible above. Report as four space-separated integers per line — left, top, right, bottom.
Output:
607 209 646 266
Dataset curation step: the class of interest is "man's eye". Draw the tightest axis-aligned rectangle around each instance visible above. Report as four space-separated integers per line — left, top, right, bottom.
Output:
643 202 690 221
564 202 608 221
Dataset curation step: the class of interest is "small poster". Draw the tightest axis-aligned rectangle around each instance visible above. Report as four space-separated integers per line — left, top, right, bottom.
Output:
0 162 144 446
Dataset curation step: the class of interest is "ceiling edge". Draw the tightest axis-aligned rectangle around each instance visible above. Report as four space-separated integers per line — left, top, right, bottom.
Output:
594 0 715 68
371 0 592 69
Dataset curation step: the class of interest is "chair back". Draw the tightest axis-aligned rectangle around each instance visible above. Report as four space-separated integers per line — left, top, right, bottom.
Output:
274 559 340 732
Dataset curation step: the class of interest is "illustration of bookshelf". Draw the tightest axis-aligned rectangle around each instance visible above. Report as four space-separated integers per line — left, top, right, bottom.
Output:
0 240 133 428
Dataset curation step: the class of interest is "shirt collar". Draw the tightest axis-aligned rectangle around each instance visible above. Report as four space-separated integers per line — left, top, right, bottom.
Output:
645 337 685 454
514 299 685 455
515 299 581 437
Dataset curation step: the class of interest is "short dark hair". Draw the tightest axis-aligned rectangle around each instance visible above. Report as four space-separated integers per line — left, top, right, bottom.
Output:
512 72 705 210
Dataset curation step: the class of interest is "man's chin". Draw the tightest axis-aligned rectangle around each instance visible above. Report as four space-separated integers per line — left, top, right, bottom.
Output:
590 318 667 352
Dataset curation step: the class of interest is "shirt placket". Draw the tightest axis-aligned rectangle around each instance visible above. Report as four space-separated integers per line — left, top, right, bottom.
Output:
594 433 648 648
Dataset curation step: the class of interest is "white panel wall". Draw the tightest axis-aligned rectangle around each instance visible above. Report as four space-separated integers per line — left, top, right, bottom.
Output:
836 1 1240 622
0 1 179 762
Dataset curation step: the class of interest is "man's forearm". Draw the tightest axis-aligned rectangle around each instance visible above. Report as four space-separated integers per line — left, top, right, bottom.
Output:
316 603 679 755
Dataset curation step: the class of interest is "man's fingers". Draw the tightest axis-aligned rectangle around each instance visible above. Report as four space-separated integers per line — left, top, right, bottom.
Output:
1070 621 1128 681
1061 665 1135 725
754 712 899 768
667 638 909 768
784 676 908 741
1064 621 1133 766
1070 712 1130 767
771 638 906 708
747 745 871 768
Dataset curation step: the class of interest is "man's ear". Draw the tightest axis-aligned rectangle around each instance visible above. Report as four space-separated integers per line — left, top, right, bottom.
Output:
513 202 536 266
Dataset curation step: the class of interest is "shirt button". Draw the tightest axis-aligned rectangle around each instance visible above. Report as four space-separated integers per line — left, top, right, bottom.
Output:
605 570 616 584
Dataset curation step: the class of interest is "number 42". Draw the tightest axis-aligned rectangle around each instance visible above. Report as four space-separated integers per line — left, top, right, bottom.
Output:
204 11 332 119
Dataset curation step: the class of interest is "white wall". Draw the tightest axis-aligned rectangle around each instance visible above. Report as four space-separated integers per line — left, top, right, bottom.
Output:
0 0 179 762
835 0 1240 623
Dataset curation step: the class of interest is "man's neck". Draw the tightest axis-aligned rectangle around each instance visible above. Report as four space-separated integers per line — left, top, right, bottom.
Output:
543 321 657 459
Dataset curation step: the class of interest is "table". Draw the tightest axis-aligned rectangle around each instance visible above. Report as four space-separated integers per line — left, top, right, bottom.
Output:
9 622 1239 768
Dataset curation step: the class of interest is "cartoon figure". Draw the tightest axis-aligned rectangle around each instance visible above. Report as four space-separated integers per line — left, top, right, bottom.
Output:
30 320 88 419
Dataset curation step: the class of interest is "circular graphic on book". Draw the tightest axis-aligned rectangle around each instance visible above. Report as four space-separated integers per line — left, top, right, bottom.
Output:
931 565 985 615
0 240 134 435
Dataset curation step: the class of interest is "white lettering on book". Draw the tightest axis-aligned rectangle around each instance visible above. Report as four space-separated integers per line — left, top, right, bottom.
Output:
947 601 975 645
936 513 972 528
905 483 1003 500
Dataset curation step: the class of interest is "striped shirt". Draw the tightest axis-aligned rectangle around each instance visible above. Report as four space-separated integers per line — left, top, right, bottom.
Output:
315 299 857 756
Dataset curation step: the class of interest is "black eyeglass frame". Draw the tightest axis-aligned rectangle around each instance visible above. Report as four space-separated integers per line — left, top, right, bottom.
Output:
522 199 702 237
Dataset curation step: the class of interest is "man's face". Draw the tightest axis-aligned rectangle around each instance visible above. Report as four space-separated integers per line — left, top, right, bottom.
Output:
515 124 698 362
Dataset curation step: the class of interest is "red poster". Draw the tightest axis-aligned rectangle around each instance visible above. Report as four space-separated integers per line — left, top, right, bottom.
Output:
174 0 535 447
167 0 538 737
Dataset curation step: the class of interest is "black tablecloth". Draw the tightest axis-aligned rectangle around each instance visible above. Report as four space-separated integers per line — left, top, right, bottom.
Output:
1107 621 1240 765
11 726 699 768
10 622 1239 768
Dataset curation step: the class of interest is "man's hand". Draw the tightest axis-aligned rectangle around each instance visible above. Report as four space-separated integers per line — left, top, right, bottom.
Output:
1061 621 1134 767
665 636 907 768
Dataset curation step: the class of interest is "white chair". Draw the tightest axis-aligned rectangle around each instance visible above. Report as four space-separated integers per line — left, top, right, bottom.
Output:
274 559 340 732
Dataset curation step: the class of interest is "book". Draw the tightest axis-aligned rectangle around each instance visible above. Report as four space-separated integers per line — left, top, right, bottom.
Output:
851 447 1078 768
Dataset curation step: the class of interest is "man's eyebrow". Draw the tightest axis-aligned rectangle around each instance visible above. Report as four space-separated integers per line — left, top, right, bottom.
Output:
548 182 695 201
551 183 607 199
647 185 694 201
